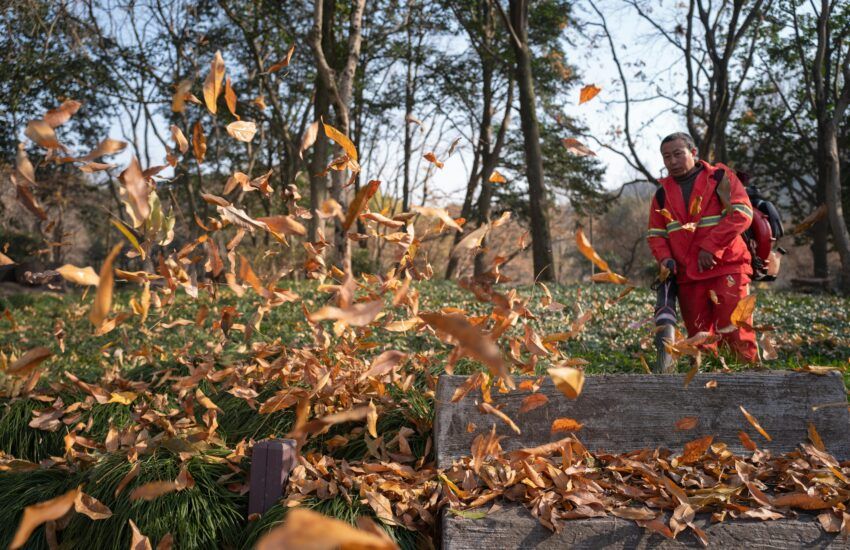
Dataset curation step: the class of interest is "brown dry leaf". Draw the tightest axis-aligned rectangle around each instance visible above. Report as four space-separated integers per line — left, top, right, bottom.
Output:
411 205 462 231
738 430 758 451
44 99 82 128
74 491 112 520
612 507 657 520
579 84 601 104
224 76 238 119
709 289 719 304
258 215 307 237
80 138 127 162
255 507 398 550
88 244 121 331
57 264 100 286
129 481 179 502
25 119 62 149
730 295 756 329
420 311 513 389
308 300 382 327
8 347 52 377
10 487 79 549
267 44 296 73
226 121 257 142
344 180 381 231
359 350 408 381
193 121 207 164
705 380 717 389
680 435 713 464
562 138 596 156
489 170 507 183
170 125 189 154
575 226 610 272
423 151 444 168
590 271 629 285
771 492 835 510
551 417 583 433
119 157 151 227
366 491 397 525
808 422 825 451
366 400 379 438
171 79 192 112
203 50 225 114
739 405 772 441
675 416 699 431
156 534 174 550
519 393 549 414
322 119 358 161
129 519 153 550
299 121 320 159
688 195 703 217
794 204 828 235
451 223 489 257
479 402 521 434
548 367 585 399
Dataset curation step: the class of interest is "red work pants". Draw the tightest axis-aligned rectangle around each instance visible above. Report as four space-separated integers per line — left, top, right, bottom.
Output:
677 273 759 363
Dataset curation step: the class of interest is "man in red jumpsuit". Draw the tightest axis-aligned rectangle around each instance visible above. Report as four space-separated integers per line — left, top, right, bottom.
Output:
647 133 759 363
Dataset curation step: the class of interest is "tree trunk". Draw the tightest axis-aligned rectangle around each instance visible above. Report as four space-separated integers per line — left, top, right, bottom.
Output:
508 0 555 281
822 122 850 292
308 74 330 243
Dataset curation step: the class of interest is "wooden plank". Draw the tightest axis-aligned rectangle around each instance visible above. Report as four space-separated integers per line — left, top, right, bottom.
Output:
437 372 850 549
435 371 850 469
249 439 297 516
442 503 848 549
248 441 268 516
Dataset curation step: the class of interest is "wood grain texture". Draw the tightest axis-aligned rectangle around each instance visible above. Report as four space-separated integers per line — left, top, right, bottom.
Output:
435 371 850 469
442 503 848 549
437 372 850 549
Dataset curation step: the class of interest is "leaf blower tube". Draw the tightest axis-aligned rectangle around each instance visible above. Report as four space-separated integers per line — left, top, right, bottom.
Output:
652 260 678 374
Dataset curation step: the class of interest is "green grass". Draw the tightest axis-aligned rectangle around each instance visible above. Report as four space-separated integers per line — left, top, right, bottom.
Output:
0 281 847 548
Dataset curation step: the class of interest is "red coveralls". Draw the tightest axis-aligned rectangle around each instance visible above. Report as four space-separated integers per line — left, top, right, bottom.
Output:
647 160 758 363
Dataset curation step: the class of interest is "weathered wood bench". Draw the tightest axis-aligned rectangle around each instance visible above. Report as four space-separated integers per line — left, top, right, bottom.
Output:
436 372 850 548
248 438 297 516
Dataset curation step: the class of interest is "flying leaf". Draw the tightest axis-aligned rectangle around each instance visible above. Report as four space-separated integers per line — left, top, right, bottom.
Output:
79 138 127 162
479 402 521 434
367 399 378 438
575 226 610 272
489 170 507 183
89 244 122 331
675 416 699 431
107 391 137 405
308 300 383 327
551 417 584 433
119 157 151 227
170 125 188 154
226 121 257 142
111 219 146 260
257 215 307 237
451 223 489 257
793 204 827 235
10 487 79 549
171 79 192 113
267 44 296 73
224 76 238 119
680 435 713 464
344 180 380 231
548 366 585 399
519 393 549 414
739 405 772 441
299 121 320 159
44 99 82 128
192 121 207 164
8 347 52 377
56 264 99 286
255 508 398 550
412 205 462 231
731 295 756 328
579 84 601 104
25 120 61 149
562 138 596 156
203 50 225 114
591 271 629 284
321 119 358 161
423 151 443 168
129 481 179 501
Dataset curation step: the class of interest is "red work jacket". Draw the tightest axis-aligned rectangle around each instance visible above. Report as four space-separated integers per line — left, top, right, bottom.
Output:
647 160 754 283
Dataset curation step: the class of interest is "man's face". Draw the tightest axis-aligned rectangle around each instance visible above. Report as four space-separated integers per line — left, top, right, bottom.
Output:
661 139 697 177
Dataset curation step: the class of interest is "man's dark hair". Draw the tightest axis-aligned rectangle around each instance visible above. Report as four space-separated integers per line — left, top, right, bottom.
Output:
660 132 696 150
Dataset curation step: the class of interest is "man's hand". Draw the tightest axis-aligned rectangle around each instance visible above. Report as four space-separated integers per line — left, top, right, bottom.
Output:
698 249 717 272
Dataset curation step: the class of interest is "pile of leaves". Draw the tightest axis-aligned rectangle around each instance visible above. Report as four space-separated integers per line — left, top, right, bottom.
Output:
2 56 850 549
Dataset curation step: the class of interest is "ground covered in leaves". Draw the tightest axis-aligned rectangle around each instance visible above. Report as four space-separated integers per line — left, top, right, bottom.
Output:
0 282 849 548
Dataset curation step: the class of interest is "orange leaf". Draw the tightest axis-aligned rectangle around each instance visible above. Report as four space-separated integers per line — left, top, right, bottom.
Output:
11 487 79 549
343 180 380 231
43 99 82 128
489 170 507 183
680 435 713 464
203 50 225 114
548 366 585 399
129 519 153 550
299 121 319 159
74 491 112 520
562 138 596 156
579 84 601 104
8 347 52 377
551 417 583 433
479 402 521 434
738 430 758 451
739 405 772 441
689 195 703 217
255 508 398 550
675 416 699 431
575 226 610 272
224 76 238 119
519 393 549 414
89 244 121 331
129 480 179 501
192 121 207 164
119 157 151 227
808 422 825 451
267 44 296 73
423 151 444 168
307 300 383 327
411 205 462 231
170 125 188 154
590 271 629 285
25 120 62 149
321 119 358 161
731 295 756 328
171 79 192 113
226 121 257 142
